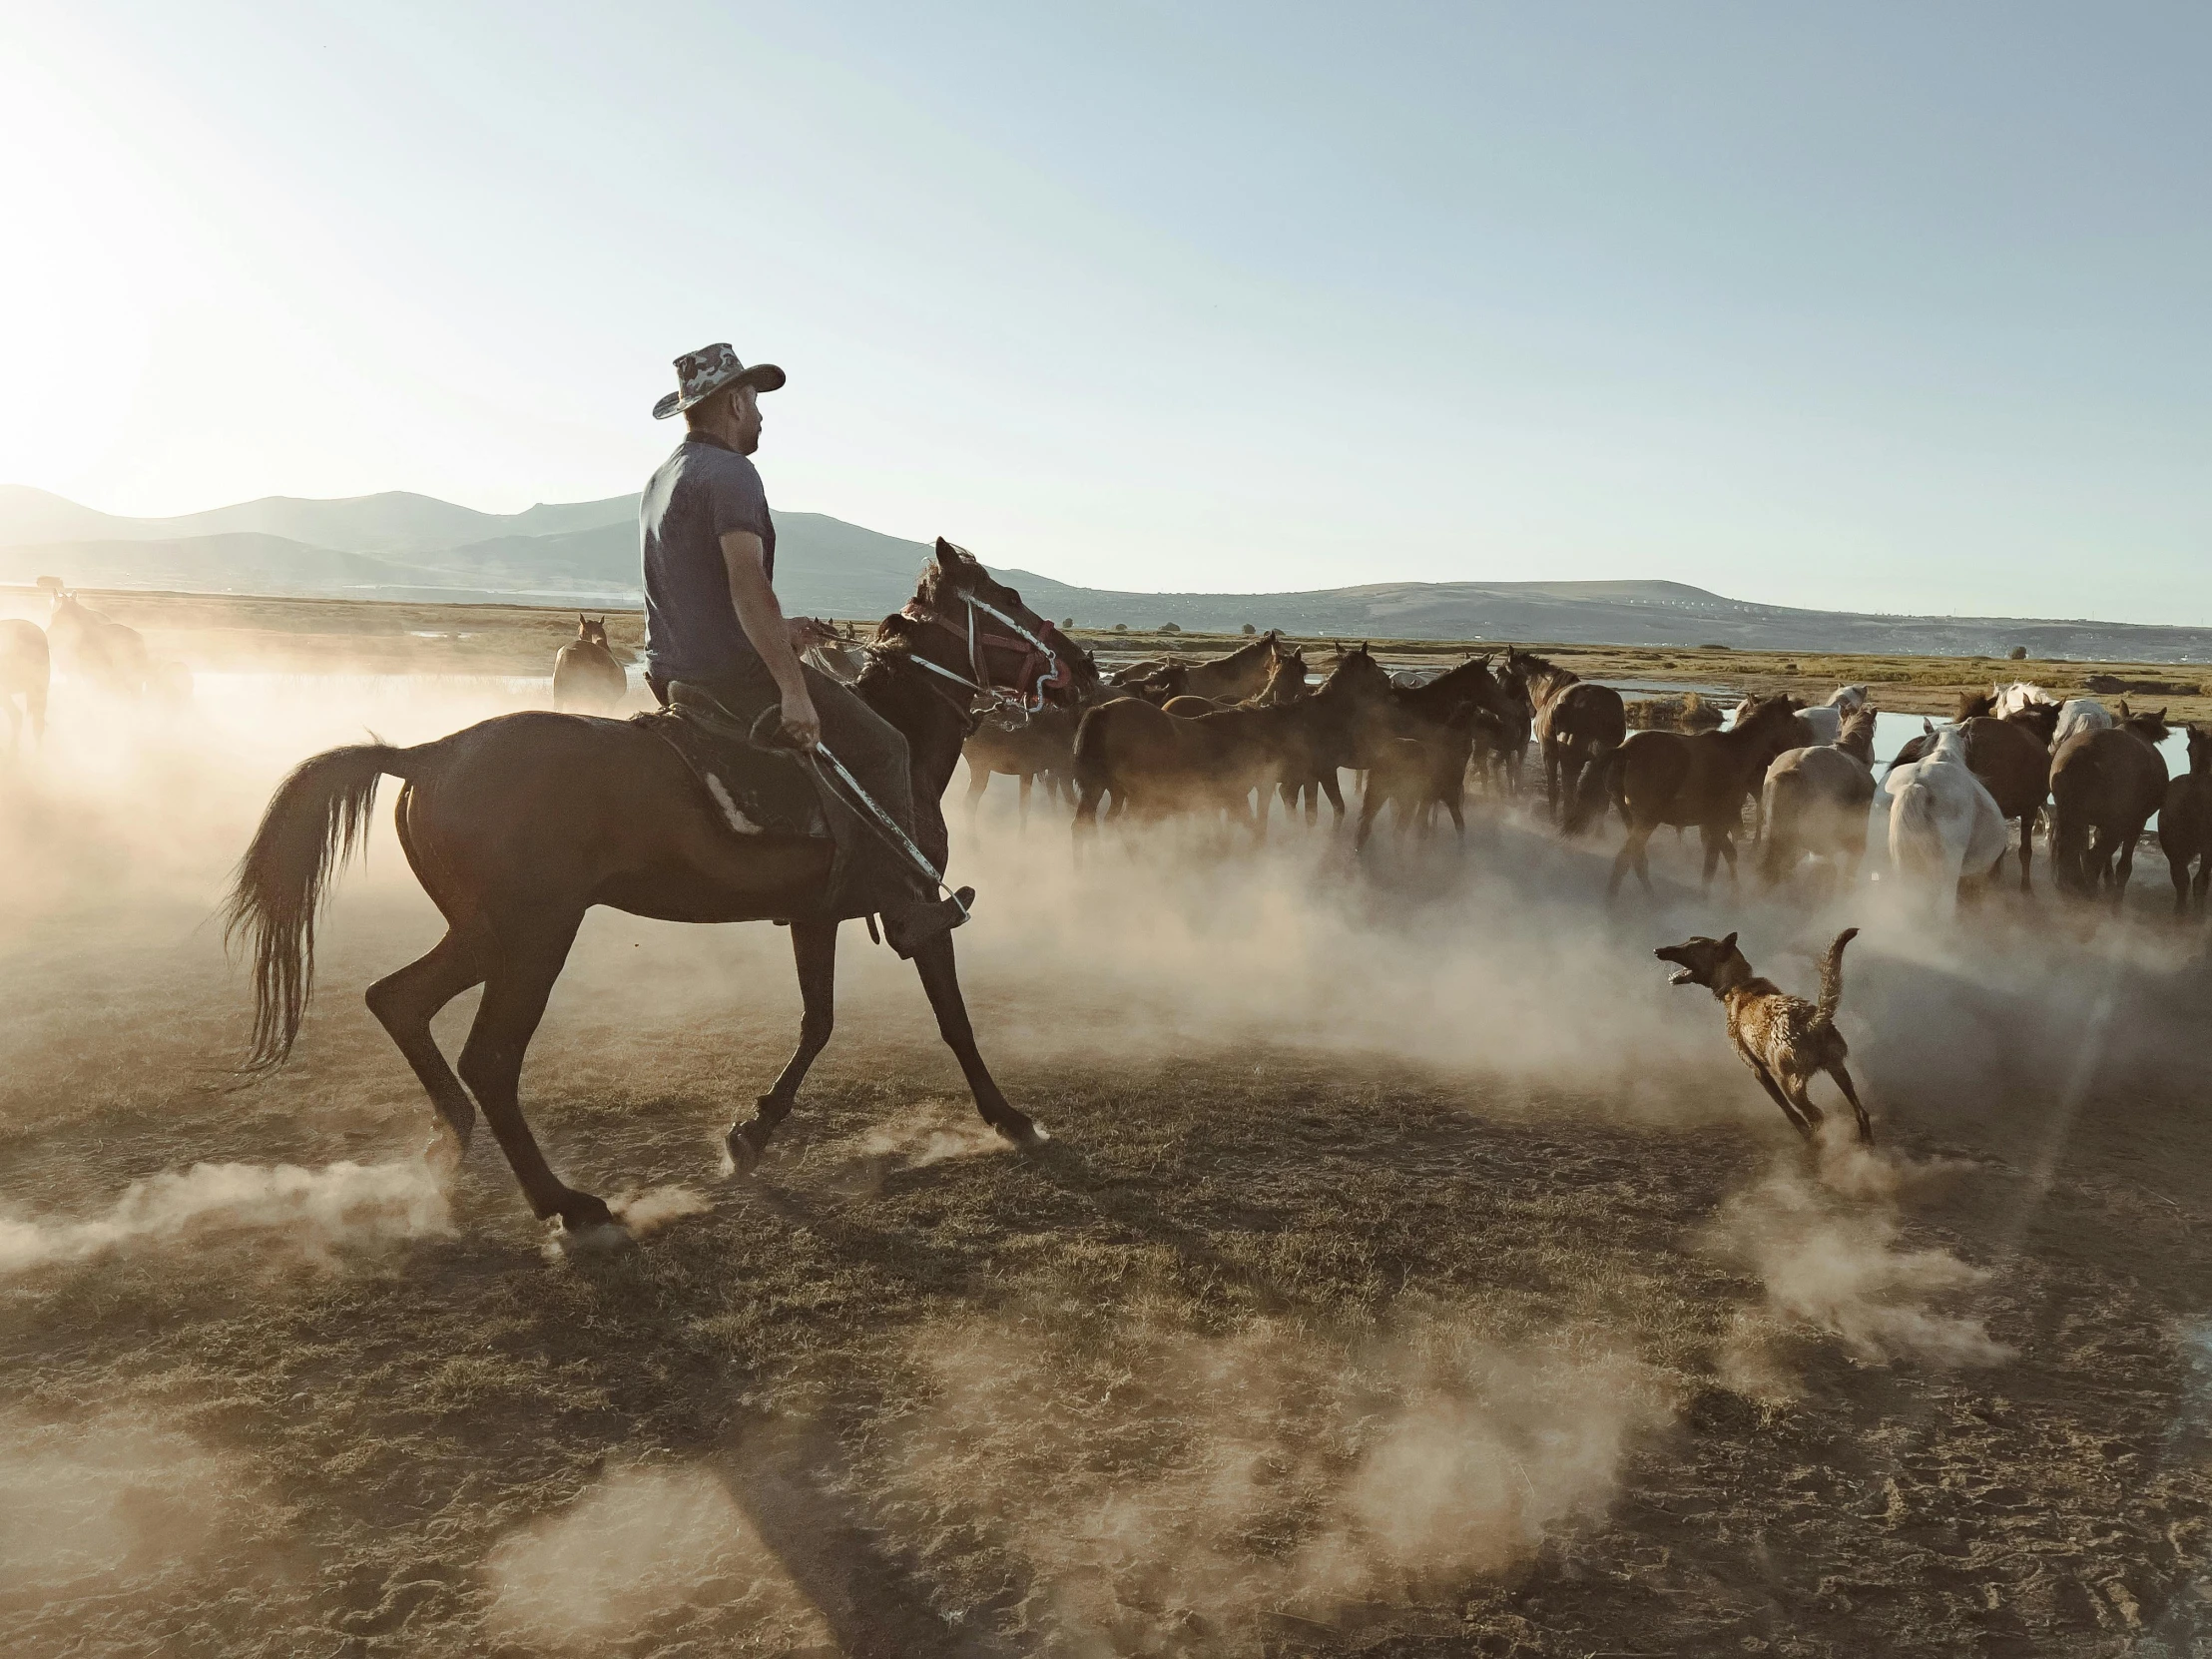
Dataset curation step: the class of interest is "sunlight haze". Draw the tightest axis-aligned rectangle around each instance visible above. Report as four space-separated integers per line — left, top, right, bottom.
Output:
3 1 2207 622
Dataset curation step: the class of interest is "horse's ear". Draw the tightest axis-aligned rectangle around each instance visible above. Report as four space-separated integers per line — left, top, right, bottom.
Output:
2117 699 2132 718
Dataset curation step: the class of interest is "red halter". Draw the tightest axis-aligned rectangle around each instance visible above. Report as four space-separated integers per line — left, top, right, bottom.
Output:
898 590 1076 714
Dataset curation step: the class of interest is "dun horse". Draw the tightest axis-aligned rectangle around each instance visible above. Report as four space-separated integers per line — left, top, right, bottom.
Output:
551 616 629 712
48 591 149 697
0 620 49 750
1500 648 1625 830
2049 705 2170 904
1758 704 1879 890
224 543 1096 1231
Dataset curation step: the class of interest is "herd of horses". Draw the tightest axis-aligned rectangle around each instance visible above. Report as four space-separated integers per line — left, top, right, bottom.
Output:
0 584 187 747
956 630 2212 919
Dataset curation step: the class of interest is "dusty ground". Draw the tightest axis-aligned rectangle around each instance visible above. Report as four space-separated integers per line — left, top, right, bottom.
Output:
4 659 2212 1658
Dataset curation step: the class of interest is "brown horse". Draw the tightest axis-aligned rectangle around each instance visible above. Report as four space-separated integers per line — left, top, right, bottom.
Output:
2049 705 2170 904
1501 648 1625 829
1351 654 1517 844
223 543 1097 1232
1072 648 1389 836
1958 701 2061 891
1603 695 1808 897
2158 725 2212 918
551 615 629 712
0 620 50 750
48 591 149 697
962 703 1080 825
1181 631 1286 702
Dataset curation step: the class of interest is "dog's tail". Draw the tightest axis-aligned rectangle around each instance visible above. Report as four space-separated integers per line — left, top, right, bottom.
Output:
1815 926 1859 1029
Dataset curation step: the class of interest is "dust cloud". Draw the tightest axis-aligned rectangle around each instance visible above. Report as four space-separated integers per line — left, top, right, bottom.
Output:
1709 1143 2011 1389
0 1154 451 1275
482 1464 830 1652
0 1409 239 1599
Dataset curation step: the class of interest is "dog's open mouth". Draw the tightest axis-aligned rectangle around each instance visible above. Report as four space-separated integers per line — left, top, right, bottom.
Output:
1667 965 1696 984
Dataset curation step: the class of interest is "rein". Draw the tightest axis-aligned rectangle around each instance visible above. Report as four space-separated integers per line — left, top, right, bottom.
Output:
898 588 1073 720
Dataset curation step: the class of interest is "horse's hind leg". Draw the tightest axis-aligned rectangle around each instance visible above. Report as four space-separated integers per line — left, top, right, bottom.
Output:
729 919 836 1174
907 934 1043 1148
365 926 489 1154
2016 816 2036 893
454 908 612 1230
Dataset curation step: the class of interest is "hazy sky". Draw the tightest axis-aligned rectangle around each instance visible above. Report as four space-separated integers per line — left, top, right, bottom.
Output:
4 2 2207 621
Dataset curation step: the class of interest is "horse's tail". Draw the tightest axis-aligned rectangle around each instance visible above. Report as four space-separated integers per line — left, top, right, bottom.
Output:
222 740 428 1072
1562 741 1620 835
1071 706 1112 830
1815 926 1858 1029
1894 779 1942 878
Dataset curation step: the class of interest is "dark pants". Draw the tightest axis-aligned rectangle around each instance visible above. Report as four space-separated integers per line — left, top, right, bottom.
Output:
651 658 932 920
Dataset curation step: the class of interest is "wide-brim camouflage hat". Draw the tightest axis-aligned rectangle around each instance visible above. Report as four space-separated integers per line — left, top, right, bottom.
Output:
652 342 787 420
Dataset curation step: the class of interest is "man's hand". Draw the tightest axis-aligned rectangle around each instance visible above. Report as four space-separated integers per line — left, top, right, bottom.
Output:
779 686 823 751
787 616 833 653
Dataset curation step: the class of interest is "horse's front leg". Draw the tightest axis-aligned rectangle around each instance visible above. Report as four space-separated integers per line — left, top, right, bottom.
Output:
728 919 838 1175
908 933 1045 1148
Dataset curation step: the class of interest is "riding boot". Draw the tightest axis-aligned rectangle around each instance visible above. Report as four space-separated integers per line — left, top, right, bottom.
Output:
880 887 976 959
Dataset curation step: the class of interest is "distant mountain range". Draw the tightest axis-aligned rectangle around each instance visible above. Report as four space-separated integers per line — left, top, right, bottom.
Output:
4 484 2209 663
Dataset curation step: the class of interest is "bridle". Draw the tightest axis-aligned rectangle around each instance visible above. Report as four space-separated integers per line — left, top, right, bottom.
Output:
895 588 1078 720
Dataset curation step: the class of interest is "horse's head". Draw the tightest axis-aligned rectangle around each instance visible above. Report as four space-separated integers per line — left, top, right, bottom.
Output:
1318 643 1391 707
2007 697 2062 745
2123 706 2170 745
576 614 610 646
1954 689 1996 721
1837 703 1880 762
897 537 1099 708
2188 724 2212 777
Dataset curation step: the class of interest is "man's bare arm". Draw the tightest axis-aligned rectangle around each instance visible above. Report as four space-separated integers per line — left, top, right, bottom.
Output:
721 529 821 748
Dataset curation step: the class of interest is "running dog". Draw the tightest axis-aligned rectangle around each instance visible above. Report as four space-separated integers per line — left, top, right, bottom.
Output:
1654 927 1872 1145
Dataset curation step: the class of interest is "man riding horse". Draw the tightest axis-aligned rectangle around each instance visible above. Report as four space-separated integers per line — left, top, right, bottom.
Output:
643 342 972 955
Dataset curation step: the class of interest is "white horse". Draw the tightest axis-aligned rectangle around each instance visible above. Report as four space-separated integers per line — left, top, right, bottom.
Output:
1726 683 1868 744
2052 697 2113 751
1989 682 2053 718
1876 725 2007 921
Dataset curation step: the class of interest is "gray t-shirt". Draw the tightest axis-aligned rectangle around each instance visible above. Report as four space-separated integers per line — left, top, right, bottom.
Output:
640 435 778 682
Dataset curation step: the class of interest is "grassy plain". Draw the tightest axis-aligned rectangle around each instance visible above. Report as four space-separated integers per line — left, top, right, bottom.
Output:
7 584 2209 723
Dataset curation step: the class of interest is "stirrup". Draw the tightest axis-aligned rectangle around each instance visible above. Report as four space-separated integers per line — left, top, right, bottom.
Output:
881 886 975 958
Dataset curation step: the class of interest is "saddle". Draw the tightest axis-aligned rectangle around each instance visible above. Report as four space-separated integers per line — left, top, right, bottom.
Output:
632 683 828 839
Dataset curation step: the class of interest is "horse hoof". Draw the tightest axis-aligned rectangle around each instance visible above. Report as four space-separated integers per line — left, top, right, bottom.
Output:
997 1117 1051 1152
724 1121 769 1178
558 1191 618 1233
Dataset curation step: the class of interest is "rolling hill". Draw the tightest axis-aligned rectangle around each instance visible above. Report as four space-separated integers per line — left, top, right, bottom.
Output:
5 485 2211 662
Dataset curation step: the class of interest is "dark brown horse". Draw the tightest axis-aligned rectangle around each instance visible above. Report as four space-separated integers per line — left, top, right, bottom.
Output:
2049 705 2170 904
1352 654 1517 844
962 703 1080 824
224 543 1097 1232
1960 701 2061 891
1072 648 1389 836
1603 695 1808 897
551 615 629 713
1501 648 1625 828
2158 725 2212 918
0 619 49 750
